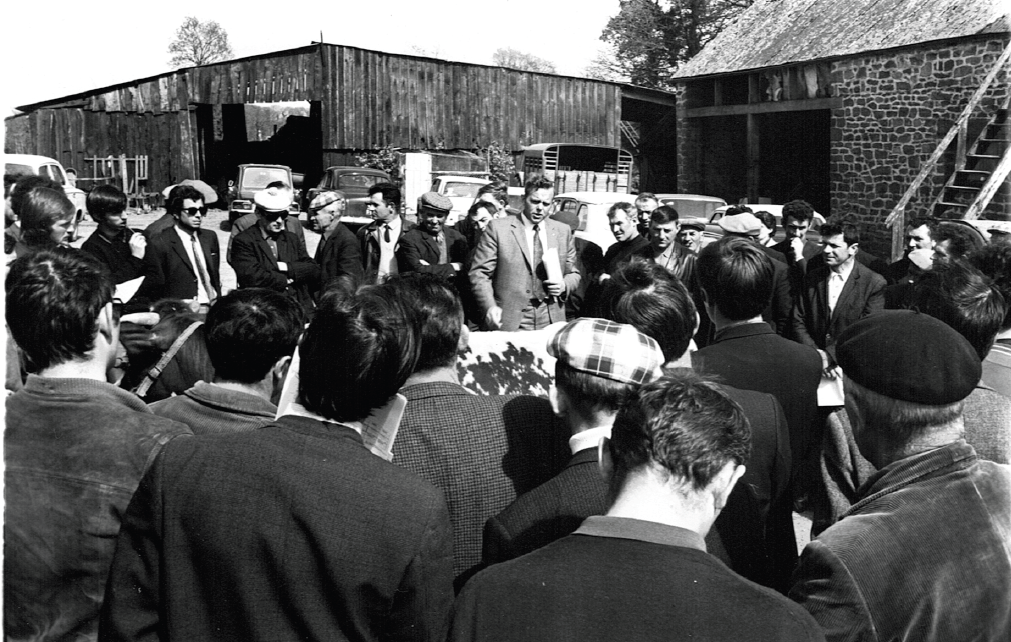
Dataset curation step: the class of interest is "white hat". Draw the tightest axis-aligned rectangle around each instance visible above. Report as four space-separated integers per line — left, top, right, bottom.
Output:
254 185 293 211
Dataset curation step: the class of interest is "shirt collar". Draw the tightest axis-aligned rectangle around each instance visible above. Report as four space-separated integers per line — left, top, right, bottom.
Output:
574 516 707 552
173 225 196 243
831 255 856 280
521 214 545 232
568 426 611 456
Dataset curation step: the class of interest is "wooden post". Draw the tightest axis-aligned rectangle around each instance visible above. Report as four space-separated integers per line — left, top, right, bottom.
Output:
120 153 129 194
747 113 760 203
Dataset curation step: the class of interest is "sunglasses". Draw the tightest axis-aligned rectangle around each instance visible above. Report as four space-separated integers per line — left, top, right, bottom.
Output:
181 206 208 216
262 210 290 221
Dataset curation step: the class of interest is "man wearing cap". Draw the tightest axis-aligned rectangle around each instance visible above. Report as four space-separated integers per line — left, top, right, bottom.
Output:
227 181 307 263
397 192 468 279
310 190 363 292
676 216 706 254
457 372 825 642
135 184 221 311
790 310 1011 642
230 184 320 315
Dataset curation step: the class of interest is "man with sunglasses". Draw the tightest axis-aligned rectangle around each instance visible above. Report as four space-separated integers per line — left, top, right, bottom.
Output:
230 184 319 315
227 180 307 263
135 184 221 312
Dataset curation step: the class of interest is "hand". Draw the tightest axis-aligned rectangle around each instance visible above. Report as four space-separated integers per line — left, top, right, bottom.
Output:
128 233 147 259
817 349 831 371
419 259 431 266
598 273 611 284
544 278 564 297
485 306 503 331
277 261 288 272
450 262 462 271
824 365 843 380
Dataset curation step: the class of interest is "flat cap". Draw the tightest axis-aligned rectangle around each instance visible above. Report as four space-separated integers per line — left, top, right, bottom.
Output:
548 318 664 386
419 191 453 214
679 217 706 231
836 310 981 405
309 190 346 211
254 185 293 211
718 212 761 235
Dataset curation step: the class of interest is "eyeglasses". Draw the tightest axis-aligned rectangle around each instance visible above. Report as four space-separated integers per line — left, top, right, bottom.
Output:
262 210 289 221
181 206 208 216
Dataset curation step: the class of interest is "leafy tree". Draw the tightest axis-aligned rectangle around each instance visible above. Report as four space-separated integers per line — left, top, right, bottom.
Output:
475 141 516 183
168 17 234 68
492 48 557 74
596 0 754 89
355 146 402 183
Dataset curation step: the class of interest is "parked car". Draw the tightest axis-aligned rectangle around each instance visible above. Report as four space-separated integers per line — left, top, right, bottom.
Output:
705 204 826 244
654 194 727 220
551 191 636 252
5 153 88 241
428 175 490 227
304 167 392 232
228 164 300 224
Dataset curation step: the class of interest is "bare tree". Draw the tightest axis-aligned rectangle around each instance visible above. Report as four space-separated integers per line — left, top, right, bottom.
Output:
492 48 557 74
168 17 234 68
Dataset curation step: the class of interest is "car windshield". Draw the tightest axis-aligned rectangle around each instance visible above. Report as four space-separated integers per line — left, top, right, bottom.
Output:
444 182 483 199
660 198 723 219
5 163 34 176
241 168 290 189
337 173 385 189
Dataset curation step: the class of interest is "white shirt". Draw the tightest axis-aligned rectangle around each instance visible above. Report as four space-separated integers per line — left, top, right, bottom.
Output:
828 256 855 314
377 217 403 280
568 426 612 456
173 226 211 304
521 215 549 261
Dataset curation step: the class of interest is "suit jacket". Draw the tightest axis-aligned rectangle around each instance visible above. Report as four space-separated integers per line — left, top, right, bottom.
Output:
135 227 220 306
99 415 455 642
314 222 364 293
397 226 469 279
230 224 319 314
469 216 580 331
792 261 886 362
227 212 306 263
457 517 824 642
141 213 175 241
357 218 415 284
393 382 569 587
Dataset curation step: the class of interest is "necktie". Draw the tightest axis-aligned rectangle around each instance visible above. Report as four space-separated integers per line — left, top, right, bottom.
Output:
531 224 546 300
384 225 392 243
437 232 447 264
190 233 216 303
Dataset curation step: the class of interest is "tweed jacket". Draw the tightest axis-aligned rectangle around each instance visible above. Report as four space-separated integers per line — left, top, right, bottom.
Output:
148 381 277 435
356 217 416 285
792 260 886 361
393 382 569 586
99 415 454 642
230 224 319 314
314 221 364 293
468 215 580 331
791 441 1011 642
396 226 469 279
134 227 221 306
456 517 824 642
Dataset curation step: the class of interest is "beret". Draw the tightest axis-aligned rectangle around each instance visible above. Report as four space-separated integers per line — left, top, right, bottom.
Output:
718 212 761 235
836 310 981 405
419 191 453 214
309 190 346 211
548 318 664 386
254 185 293 211
679 217 706 231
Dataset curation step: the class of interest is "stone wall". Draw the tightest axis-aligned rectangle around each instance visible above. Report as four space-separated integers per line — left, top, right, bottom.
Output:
830 35 1010 257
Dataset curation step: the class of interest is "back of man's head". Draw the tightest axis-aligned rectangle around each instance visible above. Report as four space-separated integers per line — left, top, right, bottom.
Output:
912 261 1005 360
205 288 304 384
969 243 1011 332
385 274 464 373
697 237 773 321
298 285 419 423
10 174 63 218
598 260 696 362
6 250 113 372
608 371 750 496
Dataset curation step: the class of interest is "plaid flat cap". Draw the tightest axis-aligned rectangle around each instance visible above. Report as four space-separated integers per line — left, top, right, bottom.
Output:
309 190 346 211
548 318 664 385
419 191 453 213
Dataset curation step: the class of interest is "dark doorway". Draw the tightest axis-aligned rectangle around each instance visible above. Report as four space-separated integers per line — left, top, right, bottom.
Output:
758 110 831 214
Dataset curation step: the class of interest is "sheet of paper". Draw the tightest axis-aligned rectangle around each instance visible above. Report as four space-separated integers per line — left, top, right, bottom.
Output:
115 276 145 303
543 247 563 282
818 372 844 407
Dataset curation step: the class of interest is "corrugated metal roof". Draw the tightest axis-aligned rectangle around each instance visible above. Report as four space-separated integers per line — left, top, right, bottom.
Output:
675 0 1010 79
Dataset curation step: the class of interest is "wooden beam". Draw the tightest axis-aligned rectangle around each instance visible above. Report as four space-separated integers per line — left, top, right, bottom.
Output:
747 113 760 202
685 96 842 118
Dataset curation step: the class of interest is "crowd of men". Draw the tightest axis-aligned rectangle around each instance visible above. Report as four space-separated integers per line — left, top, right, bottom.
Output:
4 169 1011 641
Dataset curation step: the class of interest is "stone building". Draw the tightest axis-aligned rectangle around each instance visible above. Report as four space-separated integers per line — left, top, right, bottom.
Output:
673 0 1009 256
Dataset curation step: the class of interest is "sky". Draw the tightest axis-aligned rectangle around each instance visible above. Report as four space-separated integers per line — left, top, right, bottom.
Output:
2 0 620 115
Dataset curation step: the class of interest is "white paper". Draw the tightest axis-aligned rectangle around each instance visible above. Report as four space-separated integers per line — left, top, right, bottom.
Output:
543 247 563 282
115 276 145 303
817 371 845 407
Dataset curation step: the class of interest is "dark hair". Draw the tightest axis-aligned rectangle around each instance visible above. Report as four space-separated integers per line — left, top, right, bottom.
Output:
907 216 939 237
524 174 553 197
969 243 1011 330
912 261 1005 360
754 211 776 234
555 362 636 416
607 202 634 218
697 237 774 321
820 215 861 246
725 205 753 216
4 174 19 197
649 205 680 226
205 288 303 383
367 182 401 210
609 371 751 494
934 223 982 260
10 174 63 218
385 275 463 372
166 185 205 215
6 250 113 372
87 184 128 222
781 200 814 225
264 180 289 190
599 260 696 362
20 188 74 249
476 181 508 206
635 192 658 205
298 285 419 423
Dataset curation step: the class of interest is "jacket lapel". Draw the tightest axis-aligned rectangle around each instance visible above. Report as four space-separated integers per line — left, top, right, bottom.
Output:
831 264 860 323
510 217 532 269
167 232 196 277
253 230 279 267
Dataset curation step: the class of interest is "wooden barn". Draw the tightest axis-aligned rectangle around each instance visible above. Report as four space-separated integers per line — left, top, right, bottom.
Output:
4 43 676 200
673 0 1010 257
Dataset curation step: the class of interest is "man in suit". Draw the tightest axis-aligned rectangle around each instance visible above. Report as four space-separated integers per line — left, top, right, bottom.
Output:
100 282 455 642
469 175 580 331
388 276 569 589
309 190 363 293
790 311 1011 642
357 182 413 284
792 217 886 376
397 192 468 279
771 200 822 296
227 181 306 263
230 184 320 316
454 372 824 642
135 184 220 311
